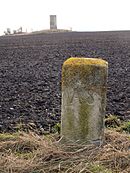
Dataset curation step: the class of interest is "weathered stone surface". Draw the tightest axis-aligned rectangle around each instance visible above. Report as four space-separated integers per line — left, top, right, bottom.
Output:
61 57 108 145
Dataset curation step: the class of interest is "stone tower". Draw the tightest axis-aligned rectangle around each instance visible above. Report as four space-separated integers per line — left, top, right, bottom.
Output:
50 15 57 30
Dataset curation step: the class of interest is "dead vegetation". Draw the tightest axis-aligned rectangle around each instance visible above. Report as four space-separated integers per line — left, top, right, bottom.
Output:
0 129 129 173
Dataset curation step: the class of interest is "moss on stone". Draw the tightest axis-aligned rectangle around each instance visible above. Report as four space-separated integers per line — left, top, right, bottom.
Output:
78 99 90 140
62 57 108 88
63 57 108 67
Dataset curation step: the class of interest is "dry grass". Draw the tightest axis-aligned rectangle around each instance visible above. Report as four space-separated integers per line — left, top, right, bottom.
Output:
0 129 130 173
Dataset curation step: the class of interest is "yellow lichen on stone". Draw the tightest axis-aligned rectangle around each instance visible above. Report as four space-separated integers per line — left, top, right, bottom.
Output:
62 57 108 88
63 57 108 67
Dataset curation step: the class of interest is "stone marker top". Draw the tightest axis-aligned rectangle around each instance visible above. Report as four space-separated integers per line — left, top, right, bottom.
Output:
63 57 108 67
62 57 108 88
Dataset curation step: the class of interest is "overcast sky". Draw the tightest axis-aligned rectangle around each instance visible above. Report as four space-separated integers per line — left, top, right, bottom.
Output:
0 0 130 35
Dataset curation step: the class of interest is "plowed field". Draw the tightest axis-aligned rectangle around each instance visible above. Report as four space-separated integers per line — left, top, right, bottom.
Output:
0 31 130 132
